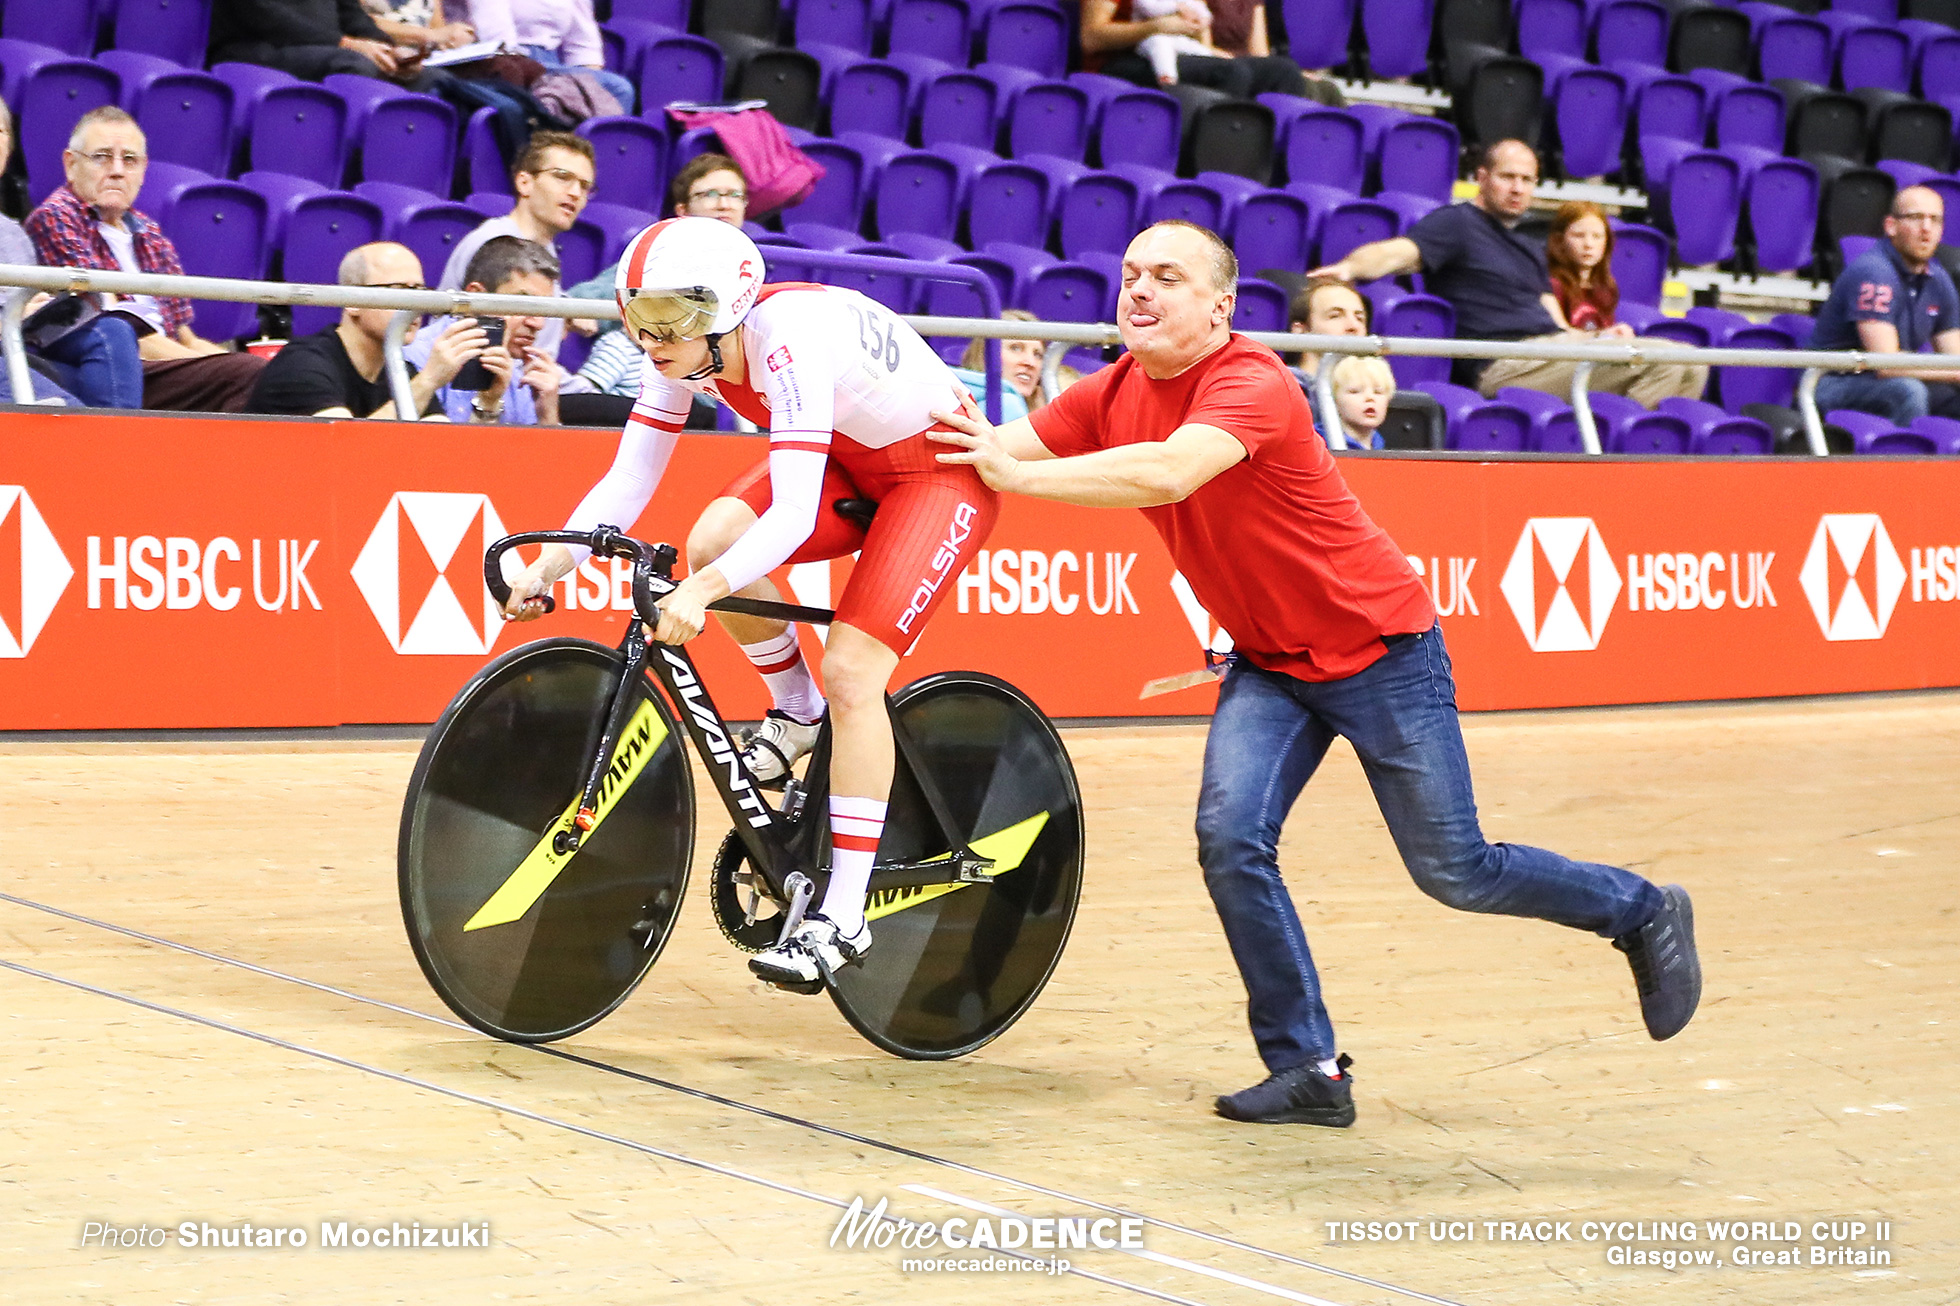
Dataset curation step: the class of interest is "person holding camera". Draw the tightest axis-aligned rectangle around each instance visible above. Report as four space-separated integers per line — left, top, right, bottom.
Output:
248 242 486 418
406 235 566 425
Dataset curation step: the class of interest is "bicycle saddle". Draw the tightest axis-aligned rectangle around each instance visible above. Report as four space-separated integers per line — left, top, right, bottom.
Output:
832 497 878 530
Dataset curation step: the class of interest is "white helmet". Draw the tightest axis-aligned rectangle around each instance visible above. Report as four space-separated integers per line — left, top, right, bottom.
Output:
614 216 766 343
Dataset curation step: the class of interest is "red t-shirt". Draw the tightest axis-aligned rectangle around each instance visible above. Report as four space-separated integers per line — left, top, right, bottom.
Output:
1029 334 1435 682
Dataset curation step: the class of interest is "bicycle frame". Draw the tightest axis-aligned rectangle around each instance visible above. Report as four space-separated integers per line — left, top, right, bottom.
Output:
484 528 998 910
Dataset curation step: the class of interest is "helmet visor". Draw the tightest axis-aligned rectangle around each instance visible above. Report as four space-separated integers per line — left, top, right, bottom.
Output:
620 286 718 344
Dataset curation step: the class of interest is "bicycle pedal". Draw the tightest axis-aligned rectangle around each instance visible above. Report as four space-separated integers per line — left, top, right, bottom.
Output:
764 975 826 996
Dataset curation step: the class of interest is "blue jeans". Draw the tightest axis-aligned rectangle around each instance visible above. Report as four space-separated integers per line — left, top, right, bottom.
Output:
523 45 637 114
37 315 144 410
1814 370 1960 425
1194 626 1664 1071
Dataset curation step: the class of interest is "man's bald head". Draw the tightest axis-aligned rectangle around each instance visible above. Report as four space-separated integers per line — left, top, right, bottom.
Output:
339 242 424 288
1886 186 1945 268
1118 222 1238 378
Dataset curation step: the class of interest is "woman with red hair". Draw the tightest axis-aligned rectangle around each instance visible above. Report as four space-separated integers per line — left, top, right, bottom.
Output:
1545 201 1706 403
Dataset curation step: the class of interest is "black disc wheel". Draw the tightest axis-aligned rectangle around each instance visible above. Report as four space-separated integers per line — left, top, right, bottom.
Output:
399 638 695 1043
828 672 1083 1060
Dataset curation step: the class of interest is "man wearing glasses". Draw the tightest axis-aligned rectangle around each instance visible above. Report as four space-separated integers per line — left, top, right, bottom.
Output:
1808 186 1960 425
438 130 595 367
24 107 267 412
247 242 489 418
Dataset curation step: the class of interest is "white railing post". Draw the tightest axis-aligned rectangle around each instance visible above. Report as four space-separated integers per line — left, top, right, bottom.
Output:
1570 360 1601 455
384 310 418 421
3 287 39 404
1315 357 1347 450
1798 367 1829 456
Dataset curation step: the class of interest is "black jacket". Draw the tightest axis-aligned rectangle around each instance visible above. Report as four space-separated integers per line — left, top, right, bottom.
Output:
211 0 385 50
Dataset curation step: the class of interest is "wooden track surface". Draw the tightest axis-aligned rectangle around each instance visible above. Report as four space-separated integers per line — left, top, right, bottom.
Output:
2 694 1954 1304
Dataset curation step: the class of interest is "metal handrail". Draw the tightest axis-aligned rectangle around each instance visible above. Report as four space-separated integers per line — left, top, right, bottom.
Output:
5 260 1955 457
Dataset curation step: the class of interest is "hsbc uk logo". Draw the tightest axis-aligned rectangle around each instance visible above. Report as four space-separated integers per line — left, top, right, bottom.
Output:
0 487 73 658
1500 518 1622 652
351 492 511 655
1798 514 1906 641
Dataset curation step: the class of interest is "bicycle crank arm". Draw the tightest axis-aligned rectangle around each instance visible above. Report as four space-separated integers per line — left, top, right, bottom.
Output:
867 851 997 892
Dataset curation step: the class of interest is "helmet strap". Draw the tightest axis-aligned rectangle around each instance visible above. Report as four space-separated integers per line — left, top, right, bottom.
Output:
683 333 725 382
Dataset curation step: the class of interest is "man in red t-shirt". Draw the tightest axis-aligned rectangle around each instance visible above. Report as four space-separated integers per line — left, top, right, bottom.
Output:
932 221 1700 1127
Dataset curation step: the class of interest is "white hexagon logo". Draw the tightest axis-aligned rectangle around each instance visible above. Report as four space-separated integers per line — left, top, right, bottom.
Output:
1500 517 1622 652
0 486 74 658
1798 514 1905 641
351 492 514 655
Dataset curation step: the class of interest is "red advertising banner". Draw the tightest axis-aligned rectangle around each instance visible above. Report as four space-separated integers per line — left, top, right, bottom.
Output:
4 410 1959 729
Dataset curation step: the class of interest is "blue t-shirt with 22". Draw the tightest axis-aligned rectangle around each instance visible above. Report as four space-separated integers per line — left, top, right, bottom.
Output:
1809 242 1960 354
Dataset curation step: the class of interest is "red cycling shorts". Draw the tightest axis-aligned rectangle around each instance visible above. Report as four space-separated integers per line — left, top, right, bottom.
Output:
719 426 999 654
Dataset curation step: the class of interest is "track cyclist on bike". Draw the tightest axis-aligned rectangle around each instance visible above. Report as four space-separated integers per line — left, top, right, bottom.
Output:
502 217 1000 989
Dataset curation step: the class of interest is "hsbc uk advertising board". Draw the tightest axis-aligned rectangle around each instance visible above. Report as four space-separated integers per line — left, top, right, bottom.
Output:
4 410 1960 728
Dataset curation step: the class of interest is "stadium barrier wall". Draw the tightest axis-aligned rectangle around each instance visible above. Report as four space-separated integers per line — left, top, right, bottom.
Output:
4 412 1959 730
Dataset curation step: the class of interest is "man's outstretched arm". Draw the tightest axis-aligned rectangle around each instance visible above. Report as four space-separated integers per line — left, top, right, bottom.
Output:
931 402 1246 508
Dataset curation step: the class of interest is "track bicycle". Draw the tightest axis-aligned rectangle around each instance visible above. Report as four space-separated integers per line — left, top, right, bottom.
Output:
397 523 1084 1060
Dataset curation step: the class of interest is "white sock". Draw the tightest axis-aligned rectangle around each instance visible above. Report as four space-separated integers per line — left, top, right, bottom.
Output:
740 629 825 723
820 795 887 935
1318 1058 1343 1078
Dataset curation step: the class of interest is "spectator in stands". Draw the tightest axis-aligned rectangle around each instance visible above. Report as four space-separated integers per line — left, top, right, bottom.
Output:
0 102 144 410
1808 186 1960 425
211 0 439 87
25 108 266 413
1079 0 1330 102
441 131 594 366
1329 354 1393 450
956 310 1045 422
1286 277 1369 436
409 235 565 425
1545 201 1707 401
248 242 489 418
1315 141 1704 408
453 0 636 112
361 0 477 50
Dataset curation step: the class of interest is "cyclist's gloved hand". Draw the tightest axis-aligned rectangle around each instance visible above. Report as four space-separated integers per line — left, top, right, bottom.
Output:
503 562 556 622
651 575 711 646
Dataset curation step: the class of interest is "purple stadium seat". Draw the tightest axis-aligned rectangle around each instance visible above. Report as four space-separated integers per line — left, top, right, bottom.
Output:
550 218 605 286
465 191 512 220
918 70 1001 150
1834 0 1899 18
1377 293 1453 386
1024 262 1111 321
16 57 122 204
1263 101 1361 192
827 57 912 140
1551 66 1627 180
1841 26 1912 94
1227 190 1312 276
245 83 351 187
140 160 219 216
239 170 324 243
1831 409 1938 454
1640 316 1710 347
1772 311 1816 343
1873 157 1937 189
787 139 868 233
1362 0 1432 79
874 150 963 243
1504 387 1589 453
1415 381 1531 451
1372 188 1440 229
1141 177 1227 231
796 0 876 52
1660 397 1774 454
889 0 971 65
1093 87 1184 174
362 189 482 289
99 52 234 179
1919 30 1960 101
1631 73 1708 147
1908 414 1960 454
1714 324 1799 412
1518 0 1587 62
1317 197 1400 265
1285 0 1358 73
967 161 1053 249
112 0 212 67
1376 116 1459 200
968 241 1049 304
1055 169 1138 258
1659 150 1742 266
332 82 458 191
982 4 1067 79
577 116 667 214
1708 82 1785 153
2 3 96 57
209 61 295 136
1234 277 1290 332
1756 12 1834 86
165 181 270 340
580 201 659 266
602 17 682 86
1595 0 1670 74
1006 79 1090 161
1611 221 1669 306
639 35 724 111
1727 146 1818 275
1597 394 1693 454
256 182 386 333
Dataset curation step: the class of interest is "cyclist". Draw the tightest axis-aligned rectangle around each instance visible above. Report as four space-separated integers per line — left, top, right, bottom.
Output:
502 217 999 988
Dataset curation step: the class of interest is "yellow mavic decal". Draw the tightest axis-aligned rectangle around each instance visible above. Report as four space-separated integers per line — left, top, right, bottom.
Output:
864 810 1050 923
464 699 670 932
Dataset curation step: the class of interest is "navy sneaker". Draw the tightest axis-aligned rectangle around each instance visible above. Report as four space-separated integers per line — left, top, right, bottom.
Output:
1214 1054 1355 1127
1615 884 1701 1040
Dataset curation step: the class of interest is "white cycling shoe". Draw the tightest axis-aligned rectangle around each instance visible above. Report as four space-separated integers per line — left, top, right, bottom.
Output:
749 915 872 991
739 710 822 787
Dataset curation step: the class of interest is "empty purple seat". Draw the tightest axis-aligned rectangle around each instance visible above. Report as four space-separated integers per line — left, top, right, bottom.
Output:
1094 86 1181 170
2 2 96 57
639 35 724 111
1317 197 1400 265
1414 381 1531 451
1660 397 1773 454
1284 0 1357 73
1235 277 1290 332
983 3 1067 79
1631 73 1708 146
1270 103 1364 191
1362 0 1431 79
1024 261 1111 321
336 84 458 191
889 0 971 65
828 57 912 140
1832 409 1939 454
575 116 666 213
1377 115 1459 200
245 83 351 187
1551 65 1628 180
612 0 691 26
1757 12 1834 85
1497 386 1586 452
1375 292 1452 385
919 70 1000 150
1908 414 1960 454
967 160 1053 249
209 60 295 132
1518 0 1588 62
166 181 270 340
1611 221 1669 306
1659 150 1741 266
1919 29 1960 101
245 177 384 332
1372 188 1440 229
1006 79 1090 161
1141 177 1226 231
16 56 121 204
1595 0 1670 73
1833 0 1899 18
874 150 963 243
791 139 870 233
555 218 608 287
1229 190 1313 276
1714 323 1799 411
974 241 1054 303
1841 26 1912 94
1640 316 1710 347
1708 82 1785 153
360 186 482 290
112 0 212 67
580 201 659 266
797 0 876 52
100 52 235 179
1727 146 1818 275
